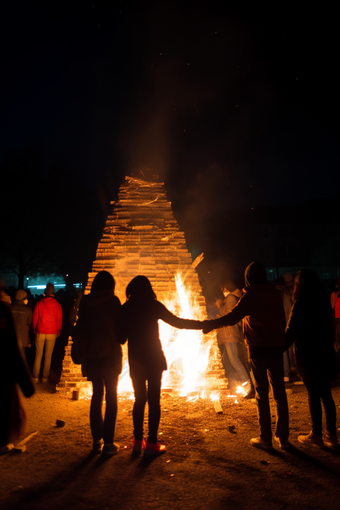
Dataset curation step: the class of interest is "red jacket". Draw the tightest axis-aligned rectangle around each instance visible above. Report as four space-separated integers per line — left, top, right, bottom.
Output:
33 297 63 336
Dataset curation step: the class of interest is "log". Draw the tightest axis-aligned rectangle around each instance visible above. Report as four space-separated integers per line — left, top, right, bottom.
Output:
16 431 39 447
213 399 223 414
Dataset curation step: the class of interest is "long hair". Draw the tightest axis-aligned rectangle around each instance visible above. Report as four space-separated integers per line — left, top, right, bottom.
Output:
91 271 115 293
126 275 156 301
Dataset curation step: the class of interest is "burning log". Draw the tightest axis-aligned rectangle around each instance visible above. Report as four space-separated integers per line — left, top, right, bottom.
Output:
213 399 223 414
210 392 223 414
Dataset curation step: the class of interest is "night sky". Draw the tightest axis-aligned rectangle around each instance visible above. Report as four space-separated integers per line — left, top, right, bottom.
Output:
1 1 339 279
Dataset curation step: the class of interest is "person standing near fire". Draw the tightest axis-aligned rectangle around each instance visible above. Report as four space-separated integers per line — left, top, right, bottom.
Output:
215 279 252 396
203 262 289 450
118 275 202 456
285 269 338 448
32 283 62 383
73 271 122 455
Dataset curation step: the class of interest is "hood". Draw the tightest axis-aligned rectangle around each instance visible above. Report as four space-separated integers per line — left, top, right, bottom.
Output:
40 296 57 308
245 261 267 287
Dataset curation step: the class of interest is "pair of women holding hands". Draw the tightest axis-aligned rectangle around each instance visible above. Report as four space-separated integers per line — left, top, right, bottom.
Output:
75 272 205 456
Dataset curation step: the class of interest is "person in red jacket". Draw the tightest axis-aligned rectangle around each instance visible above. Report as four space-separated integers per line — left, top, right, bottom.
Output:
32 283 62 383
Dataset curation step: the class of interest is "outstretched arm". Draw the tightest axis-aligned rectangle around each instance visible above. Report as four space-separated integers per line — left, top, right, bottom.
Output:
158 302 202 330
202 294 248 334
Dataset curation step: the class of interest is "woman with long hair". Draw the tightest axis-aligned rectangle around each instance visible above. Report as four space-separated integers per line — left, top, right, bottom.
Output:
119 275 202 455
285 268 338 448
74 271 122 454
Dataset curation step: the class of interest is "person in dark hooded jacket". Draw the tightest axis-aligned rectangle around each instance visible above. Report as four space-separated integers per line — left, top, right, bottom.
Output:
203 262 289 450
74 271 122 455
285 269 338 448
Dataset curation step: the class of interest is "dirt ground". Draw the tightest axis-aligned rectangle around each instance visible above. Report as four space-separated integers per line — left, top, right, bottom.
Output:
1 380 340 510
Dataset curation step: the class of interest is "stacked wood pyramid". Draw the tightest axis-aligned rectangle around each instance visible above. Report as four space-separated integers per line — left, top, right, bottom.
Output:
57 171 227 398
85 172 207 308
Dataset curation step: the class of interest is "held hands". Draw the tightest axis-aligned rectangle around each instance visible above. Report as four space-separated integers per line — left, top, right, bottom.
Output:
201 320 215 335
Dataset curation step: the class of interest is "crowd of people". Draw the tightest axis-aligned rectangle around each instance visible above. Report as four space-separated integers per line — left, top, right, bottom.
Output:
1 264 339 457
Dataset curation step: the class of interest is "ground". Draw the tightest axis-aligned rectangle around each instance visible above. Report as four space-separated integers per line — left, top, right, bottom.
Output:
1 381 340 510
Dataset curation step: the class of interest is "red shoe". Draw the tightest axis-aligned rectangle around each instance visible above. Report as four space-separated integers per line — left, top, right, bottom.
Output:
144 441 166 455
133 439 146 453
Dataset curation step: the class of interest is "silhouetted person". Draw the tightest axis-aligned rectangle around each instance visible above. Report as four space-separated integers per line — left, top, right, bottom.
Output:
119 275 202 455
73 271 122 455
0 279 34 455
277 273 295 382
11 290 33 355
51 289 73 383
203 262 289 450
69 290 83 331
286 269 338 448
32 283 62 383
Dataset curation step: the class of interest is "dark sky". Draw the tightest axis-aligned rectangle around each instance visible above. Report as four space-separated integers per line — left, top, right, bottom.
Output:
1 1 339 232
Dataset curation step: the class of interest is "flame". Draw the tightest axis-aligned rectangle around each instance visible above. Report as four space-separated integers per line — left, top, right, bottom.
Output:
209 391 220 402
118 271 212 397
236 385 247 395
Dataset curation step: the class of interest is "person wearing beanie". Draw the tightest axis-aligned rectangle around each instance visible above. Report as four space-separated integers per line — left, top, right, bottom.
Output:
11 289 33 352
203 262 289 450
32 282 63 383
215 278 252 396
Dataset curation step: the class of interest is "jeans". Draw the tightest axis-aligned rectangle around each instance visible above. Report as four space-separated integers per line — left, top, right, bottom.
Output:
250 357 289 443
302 378 337 436
33 333 57 379
225 343 249 384
90 374 119 444
219 343 249 389
131 370 163 444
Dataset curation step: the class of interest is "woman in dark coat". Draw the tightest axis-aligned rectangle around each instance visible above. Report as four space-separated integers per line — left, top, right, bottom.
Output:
74 271 122 455
285 268 338 448
119 275 202 455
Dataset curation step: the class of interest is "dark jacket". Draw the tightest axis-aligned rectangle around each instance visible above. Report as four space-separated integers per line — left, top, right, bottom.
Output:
206 262 286 359
208 285 286 359
11 300 33 348
33 296 63 336
119 299 201 376
75 290 122 380
285 296 337 382
0 301 35 446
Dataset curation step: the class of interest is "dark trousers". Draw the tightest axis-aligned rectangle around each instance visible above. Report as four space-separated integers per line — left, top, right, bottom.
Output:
131 370 163 444
302 378 337 436
90 374 119 444
250 357 289 443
